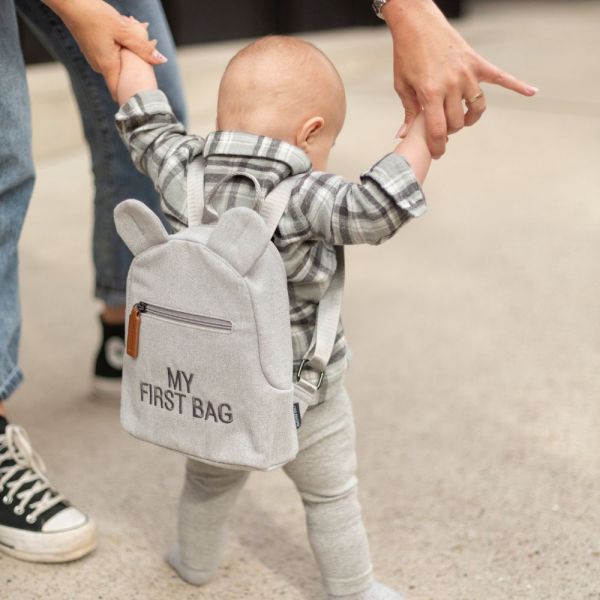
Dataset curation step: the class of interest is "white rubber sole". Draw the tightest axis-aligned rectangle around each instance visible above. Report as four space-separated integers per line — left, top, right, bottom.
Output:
0 518 97 563
91 376 122 401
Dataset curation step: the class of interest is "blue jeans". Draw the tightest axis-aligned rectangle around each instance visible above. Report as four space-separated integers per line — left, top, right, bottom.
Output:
0 0 187 400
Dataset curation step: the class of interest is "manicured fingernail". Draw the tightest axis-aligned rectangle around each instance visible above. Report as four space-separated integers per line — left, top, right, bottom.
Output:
527 86 539 94
152 49 168 63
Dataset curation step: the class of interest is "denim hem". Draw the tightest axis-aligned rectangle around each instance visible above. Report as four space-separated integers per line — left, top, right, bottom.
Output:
95 283 126 307
0 366 24 400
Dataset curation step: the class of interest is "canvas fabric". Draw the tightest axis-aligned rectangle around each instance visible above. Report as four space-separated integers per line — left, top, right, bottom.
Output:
114 159 342 470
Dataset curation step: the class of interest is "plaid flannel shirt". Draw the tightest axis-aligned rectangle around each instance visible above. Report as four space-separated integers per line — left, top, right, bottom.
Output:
116 90 426 383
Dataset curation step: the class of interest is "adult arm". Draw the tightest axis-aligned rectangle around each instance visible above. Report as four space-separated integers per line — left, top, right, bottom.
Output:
382 0 537 158
42 0 167 99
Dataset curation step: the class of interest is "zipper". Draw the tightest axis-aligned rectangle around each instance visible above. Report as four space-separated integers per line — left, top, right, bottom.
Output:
126 301 232 359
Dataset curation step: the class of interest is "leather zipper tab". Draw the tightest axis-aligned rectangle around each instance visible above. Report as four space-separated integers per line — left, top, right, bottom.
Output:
126 305 142 358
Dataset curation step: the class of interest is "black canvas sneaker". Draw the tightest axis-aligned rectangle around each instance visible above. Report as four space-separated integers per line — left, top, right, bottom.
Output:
0 418 96 562
93 317 125 398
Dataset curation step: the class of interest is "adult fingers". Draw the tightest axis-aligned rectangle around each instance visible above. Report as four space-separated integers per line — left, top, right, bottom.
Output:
463 79 487 127
126 15 149 29
477 58 537 96
444 91 465 135
395 84 421 138
117 26 166 64
422 96 447 158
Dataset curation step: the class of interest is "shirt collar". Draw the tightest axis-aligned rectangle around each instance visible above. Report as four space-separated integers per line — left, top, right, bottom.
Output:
203 131 312 175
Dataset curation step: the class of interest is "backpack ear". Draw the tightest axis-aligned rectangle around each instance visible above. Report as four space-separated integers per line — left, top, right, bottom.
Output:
207 207 270 275
114 200 169 256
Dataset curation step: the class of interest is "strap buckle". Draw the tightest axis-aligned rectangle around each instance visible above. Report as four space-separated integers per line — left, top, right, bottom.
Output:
296 359 324 390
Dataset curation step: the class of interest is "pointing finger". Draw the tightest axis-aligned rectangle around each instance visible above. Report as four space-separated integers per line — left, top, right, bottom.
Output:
478 59 538 96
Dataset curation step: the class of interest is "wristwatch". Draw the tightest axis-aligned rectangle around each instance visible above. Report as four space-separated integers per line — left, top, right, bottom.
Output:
372 0 391 19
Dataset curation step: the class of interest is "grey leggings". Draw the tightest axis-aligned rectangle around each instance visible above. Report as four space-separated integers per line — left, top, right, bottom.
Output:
177 382 373 596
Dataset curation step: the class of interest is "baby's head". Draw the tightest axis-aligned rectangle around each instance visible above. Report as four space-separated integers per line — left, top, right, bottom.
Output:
217 36 346 171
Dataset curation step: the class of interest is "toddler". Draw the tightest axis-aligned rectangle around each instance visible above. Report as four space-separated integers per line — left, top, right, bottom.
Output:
115 25 431 600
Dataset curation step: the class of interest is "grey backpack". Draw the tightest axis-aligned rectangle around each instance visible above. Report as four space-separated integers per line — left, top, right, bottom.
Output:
114 158 343 471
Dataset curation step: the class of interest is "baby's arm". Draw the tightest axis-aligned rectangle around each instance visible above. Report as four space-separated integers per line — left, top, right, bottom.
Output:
116 76 203 229
287 141 429 247
286 112 433 247
112 16 203 229
113 17 158 105
116 90 204 229
393 112 431 183
116 48 158 106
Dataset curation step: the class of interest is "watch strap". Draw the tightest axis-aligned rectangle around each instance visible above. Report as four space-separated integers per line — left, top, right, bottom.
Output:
372 0 390 19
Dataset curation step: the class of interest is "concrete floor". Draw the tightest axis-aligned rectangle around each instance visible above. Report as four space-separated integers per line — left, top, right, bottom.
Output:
4 1 600 598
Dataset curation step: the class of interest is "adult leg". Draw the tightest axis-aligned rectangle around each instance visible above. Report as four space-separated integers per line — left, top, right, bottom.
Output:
284 386 402 599
0 1 34 405
167 458 249 585
16 0 187 394
0 1 96 563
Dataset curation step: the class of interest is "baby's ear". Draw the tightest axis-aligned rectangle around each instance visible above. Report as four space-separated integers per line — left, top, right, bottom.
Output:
114 200 168 256
296 116 325 148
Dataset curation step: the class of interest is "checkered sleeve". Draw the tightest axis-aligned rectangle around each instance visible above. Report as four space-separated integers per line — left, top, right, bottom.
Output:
115 89 205 226
287 153 426 245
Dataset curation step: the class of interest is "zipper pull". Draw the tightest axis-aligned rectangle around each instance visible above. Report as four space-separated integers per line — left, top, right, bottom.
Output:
126 304 144 358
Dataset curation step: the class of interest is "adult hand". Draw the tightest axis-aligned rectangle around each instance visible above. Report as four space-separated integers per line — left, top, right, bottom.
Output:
43 0 167 100
382 0 537 158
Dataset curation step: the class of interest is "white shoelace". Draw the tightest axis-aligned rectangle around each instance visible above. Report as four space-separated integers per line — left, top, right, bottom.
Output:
0 425 65 524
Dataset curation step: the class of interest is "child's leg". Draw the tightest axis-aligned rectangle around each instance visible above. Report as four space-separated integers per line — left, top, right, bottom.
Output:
167 458 249 585
284 386 372 595
283 385 402 600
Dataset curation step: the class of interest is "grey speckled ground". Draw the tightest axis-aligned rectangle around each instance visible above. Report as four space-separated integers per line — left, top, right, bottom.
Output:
3 1 600 599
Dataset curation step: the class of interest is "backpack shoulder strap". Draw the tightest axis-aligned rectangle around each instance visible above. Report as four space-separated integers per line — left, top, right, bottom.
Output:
296 247 344 388
260 175 304 239
261 174 344 394
186 157 206 227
